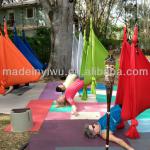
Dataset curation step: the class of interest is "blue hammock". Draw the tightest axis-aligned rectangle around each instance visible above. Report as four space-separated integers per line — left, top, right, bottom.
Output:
22 30 39 59
13 27 45 71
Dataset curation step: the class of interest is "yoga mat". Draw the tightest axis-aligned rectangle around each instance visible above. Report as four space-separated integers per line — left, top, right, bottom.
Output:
39 82 61 100
45 112 71 120
96 95 116 103
28 120 129 150
78 88 91 95
136 120 150 133
56 147 124 150
49 102 109 113
137 109 150 120
4 100 53 132
50 102 107 112
78 84 117 96
50 101 72 112
96 83 118 91
128 133 150 150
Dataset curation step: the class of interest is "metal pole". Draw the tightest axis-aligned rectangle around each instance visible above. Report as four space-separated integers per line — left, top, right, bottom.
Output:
105 51 116 150
106 84 113 150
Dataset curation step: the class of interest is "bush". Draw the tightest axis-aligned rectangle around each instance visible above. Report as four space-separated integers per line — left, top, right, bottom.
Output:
26 27 51 64
100 38 122 50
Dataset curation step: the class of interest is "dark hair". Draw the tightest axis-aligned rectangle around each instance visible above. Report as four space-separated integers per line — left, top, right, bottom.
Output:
84 124 97 139
56 86 65 92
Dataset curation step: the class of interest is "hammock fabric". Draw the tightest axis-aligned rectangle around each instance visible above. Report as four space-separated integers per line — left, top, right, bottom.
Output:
77 31 84 76
82 18 108 88
22 30 39 59
115 27 131 108
71 25 79 74
116 26 150 138
13 27 44 71
0 20 41 94
80 30 88 78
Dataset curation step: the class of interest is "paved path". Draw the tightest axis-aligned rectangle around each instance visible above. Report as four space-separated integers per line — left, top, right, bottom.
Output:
0 82 46 114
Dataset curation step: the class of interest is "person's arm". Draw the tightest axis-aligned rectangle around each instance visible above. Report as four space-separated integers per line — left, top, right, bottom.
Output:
101 132 134 150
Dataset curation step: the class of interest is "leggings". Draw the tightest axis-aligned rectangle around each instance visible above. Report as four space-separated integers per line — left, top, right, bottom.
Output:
65 79 84 105
63 73 77 88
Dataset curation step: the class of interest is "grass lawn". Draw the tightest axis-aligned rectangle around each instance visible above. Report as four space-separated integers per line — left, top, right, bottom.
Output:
0 114 32 150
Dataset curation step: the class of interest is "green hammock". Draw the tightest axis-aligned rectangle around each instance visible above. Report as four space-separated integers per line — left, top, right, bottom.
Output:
80 19 119 99
82 18 108 87
80 30 88 78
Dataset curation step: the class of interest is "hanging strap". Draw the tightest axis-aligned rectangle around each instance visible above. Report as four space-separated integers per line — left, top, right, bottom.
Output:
13 22 17 36
79 23 82 32
73 24 75 34
22 29 26 40
0 23 2 35
3 16 8 37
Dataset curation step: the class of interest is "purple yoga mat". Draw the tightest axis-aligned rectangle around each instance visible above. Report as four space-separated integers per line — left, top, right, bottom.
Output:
28 120 130 150
39 82 62 100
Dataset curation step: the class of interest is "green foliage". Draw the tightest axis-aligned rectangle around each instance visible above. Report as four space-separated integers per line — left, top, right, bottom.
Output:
26 27 51 64
101 38 122 50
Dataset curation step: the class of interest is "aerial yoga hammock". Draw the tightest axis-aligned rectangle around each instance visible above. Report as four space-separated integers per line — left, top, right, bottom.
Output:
0 18 41 95
71 24 79 74
80 18 108 99
77 25 84 76
116 25 150 139
13 24 45 71
64 25 84 87
22 30 47 69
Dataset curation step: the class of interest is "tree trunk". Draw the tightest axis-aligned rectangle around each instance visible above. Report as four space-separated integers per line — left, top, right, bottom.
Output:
40 0 74 75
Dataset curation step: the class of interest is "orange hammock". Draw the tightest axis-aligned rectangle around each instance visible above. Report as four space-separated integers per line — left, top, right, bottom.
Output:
0 20 41 94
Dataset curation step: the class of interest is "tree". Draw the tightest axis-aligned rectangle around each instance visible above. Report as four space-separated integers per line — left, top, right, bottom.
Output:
39 0 74 74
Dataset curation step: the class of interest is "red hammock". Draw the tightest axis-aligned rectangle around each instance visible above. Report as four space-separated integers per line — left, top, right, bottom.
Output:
116 26 150 138
0 19 41 94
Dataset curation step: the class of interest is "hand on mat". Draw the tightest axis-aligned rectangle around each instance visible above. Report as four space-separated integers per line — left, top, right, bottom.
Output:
55 104 63 108
55 95 66 108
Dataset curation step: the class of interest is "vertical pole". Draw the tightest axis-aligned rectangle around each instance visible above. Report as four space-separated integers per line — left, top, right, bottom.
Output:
105 84 113 150
105 53 115 150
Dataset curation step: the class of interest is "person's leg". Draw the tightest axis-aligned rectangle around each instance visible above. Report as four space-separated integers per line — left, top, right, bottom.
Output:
63 73 77 89
65 79 84 115
101 132 134 150
67 98 78 115
56 74 77 92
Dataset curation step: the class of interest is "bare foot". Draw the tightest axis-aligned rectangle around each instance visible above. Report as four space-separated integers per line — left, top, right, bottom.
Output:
71 105 79 116
71 110 79 116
